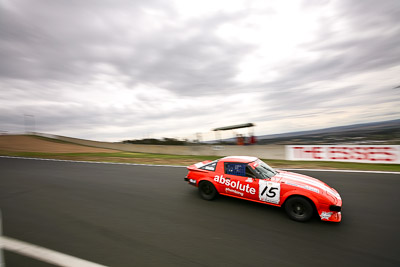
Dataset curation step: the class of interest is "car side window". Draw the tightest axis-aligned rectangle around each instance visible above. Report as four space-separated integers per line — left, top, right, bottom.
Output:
200 161 217 171
245 166 257 178
224 163 247 177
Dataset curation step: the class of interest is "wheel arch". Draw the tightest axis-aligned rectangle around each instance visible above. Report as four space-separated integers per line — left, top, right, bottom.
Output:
282 192 319 212
198 179 219 200
198 178 219 191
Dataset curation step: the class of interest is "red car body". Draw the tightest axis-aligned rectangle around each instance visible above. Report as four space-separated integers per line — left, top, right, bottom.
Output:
185 156 342 222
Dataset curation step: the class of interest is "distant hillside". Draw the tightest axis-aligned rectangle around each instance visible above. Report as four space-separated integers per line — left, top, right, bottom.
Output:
0 135 119 153
256 119 400 145
208 119 400 145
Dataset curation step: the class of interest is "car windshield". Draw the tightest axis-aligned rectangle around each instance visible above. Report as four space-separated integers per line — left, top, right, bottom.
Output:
253 160 277 179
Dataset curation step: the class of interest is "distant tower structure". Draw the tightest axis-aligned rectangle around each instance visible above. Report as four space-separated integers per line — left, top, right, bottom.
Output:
212 123 255 145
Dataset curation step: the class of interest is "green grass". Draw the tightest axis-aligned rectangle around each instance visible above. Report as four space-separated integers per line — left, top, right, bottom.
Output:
1 150 399 172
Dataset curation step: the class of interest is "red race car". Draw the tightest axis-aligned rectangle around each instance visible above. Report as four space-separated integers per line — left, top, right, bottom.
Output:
185 156 342 222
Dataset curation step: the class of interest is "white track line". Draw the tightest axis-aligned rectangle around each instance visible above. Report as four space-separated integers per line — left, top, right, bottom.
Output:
0 236 107 267
282 168 400 174
0 156 183 168
1 155 399 174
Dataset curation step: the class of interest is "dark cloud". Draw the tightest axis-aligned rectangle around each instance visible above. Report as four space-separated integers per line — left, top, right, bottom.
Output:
247 0 400 120
0 0 252 96
0 0 399 140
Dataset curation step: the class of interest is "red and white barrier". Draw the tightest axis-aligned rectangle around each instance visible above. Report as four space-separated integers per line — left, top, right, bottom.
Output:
286 145 400 164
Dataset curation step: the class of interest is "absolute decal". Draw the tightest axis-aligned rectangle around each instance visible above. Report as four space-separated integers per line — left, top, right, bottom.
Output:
214 175 256 195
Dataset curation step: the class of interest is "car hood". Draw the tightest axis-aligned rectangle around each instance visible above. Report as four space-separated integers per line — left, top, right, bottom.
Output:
275 170 341 199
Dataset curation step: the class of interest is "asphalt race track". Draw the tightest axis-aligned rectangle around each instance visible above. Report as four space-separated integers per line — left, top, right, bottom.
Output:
1 157 399 267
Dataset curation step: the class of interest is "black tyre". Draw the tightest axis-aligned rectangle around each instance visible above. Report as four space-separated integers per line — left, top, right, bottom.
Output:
198 181 217 200
284 196 314 222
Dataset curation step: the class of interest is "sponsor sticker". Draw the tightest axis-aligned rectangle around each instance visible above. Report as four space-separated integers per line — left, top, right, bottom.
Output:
286 145 400 164
320 211 333 220
245 178 253 183
259 180 280 204
214 175 256 195
225 188 244 197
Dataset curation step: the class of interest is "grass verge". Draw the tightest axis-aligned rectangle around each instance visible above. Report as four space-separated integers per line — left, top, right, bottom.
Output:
1 151 399 172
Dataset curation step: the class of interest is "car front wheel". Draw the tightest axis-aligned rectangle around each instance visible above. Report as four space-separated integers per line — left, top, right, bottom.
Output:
198 181 217 200
284 196 314 222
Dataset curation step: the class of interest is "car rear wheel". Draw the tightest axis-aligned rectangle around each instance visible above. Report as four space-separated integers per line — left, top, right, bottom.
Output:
284 196 314 222
199 181 217 200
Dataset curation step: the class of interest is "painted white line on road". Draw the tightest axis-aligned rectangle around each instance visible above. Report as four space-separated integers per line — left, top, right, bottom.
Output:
1 156 399 174
0 236 107 267
0 156 184 168
282 168 400 175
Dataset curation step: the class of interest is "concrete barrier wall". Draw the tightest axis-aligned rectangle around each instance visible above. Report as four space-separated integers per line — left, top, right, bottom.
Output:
38 134 285 160
35 133 399 164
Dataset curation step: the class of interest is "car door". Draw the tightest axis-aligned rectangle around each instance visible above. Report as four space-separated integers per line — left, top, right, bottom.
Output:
248 160 281 205
223 162 258 200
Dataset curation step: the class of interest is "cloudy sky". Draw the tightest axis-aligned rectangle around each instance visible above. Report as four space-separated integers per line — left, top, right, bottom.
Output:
1 0 399 141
